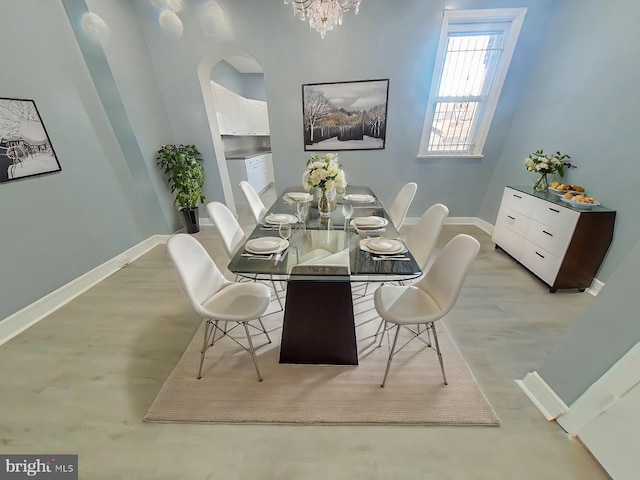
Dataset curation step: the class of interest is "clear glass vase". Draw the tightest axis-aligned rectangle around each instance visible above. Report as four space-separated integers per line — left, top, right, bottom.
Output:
533 174 549 192
318 188 332 219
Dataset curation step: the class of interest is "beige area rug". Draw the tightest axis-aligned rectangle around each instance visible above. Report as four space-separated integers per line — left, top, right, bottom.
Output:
145 293 500 425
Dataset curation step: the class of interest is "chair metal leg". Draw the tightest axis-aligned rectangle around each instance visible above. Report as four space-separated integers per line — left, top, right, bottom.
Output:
381 324 401 387
377 319 388 347
374 317 385 339
243 322 263 382
430 322 447 385
258 318 271 343
210 320 223 346
270 274 284 312
271 280 284 311
198 320 213 379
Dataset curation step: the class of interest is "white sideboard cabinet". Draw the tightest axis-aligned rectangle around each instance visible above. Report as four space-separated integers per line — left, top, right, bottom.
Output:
492 186 616 292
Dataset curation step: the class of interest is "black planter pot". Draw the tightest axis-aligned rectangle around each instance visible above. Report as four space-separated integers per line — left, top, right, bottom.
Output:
180 207 200 234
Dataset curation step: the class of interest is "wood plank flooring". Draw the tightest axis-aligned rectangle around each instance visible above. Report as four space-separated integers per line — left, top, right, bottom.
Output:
0 187 608 479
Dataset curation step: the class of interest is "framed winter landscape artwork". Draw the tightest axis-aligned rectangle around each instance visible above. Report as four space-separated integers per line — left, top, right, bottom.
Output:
0 97 61 184
302 79 389 151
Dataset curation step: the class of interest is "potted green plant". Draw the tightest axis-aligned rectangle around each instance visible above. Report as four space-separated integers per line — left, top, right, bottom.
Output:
156 144 206 233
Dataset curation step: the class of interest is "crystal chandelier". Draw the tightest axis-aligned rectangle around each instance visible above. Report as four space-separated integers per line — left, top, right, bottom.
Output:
284 0 363 39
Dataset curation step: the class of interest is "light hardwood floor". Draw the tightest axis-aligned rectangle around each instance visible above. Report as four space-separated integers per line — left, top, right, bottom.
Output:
0 187 608 479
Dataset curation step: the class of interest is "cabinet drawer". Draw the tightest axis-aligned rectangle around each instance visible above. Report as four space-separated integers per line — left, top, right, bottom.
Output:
496 205 529 237
531 199 579 235
520 240 562 286
493 223 525 260
502 187 534 216
526 219 572 258
245 157 260 168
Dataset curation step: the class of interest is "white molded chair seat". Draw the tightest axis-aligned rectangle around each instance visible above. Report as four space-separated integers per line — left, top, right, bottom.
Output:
374 285 441 325
201 282 271 322
167 233 272 382
387 182 417 230
374 234 480 387
239 180 267 224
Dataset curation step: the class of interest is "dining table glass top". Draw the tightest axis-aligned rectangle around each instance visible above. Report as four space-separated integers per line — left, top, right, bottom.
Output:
228 186 422 282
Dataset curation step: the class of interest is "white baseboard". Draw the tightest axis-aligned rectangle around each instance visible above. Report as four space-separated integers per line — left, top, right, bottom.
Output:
516 371 570 420
0 235 170 346
587 278 604 297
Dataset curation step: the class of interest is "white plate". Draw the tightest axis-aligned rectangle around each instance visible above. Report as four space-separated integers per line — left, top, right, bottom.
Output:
360 238 405 255
344 194 375 203
549 187 585 196
352 216 389 229
560 197 600 209
285 192 313 203
245 237 289 254
264 213 298 225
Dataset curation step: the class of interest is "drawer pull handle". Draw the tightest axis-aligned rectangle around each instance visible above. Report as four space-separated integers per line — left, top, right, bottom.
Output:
507 215 515 220
535 252 545 259
549 208 560 213
513 194 523 199
542 230 553 237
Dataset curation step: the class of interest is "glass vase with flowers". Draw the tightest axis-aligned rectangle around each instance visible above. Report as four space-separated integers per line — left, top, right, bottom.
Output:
525 149 575 191
302 153 347 219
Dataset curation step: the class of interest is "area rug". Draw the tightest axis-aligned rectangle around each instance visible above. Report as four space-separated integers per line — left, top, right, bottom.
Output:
145 294 500 425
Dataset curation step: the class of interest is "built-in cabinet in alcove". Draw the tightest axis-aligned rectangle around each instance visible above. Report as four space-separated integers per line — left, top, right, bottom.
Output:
211 81 269 136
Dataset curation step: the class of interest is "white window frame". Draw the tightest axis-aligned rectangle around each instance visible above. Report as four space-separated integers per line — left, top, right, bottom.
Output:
418 8 527 158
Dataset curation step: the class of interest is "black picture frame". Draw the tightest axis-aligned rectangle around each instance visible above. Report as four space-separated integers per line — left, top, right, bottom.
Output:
0 97 61 183
302 79 389 151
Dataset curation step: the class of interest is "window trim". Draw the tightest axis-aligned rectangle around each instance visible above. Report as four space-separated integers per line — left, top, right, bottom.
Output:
418 8 527 158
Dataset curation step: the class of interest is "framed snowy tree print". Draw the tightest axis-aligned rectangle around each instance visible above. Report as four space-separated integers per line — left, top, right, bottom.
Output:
302 79 389 151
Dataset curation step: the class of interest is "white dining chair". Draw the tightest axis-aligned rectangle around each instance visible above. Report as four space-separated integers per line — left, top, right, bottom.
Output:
167 233 272 381
387 182 417 231
239 180 267 224
206 201 283 311
372 203 449 336
374 234 480 387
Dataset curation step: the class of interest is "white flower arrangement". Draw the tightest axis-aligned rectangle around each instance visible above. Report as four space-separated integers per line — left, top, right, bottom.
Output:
524 149 572 176
302 153 347 192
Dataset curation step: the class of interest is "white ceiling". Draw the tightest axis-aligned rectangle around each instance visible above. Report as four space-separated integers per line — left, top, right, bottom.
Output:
224 54 263 74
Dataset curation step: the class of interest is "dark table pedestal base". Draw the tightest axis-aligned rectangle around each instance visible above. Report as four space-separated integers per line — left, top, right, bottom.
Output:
279 280 358 365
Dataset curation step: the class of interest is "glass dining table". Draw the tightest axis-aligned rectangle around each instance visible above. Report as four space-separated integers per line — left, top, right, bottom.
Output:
228 186 422 366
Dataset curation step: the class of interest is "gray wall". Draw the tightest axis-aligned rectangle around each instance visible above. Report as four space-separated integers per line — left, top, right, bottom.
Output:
537 240 640 404
0 0 171 321
211 60 245 96
479 0 640 403
211 61 266 101
133 0 558 213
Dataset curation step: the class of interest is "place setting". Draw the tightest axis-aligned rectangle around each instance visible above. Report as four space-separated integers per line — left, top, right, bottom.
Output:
350 215 388 233
283 191 313 204
242 233 290 262
260 212 299 231
343 193 376 204
359 236 411 261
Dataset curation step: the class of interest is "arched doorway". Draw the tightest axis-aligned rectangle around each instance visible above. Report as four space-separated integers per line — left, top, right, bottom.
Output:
197 47 271 217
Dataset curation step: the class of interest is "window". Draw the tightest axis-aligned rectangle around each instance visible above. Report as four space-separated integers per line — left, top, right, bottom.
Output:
418 8 527 158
